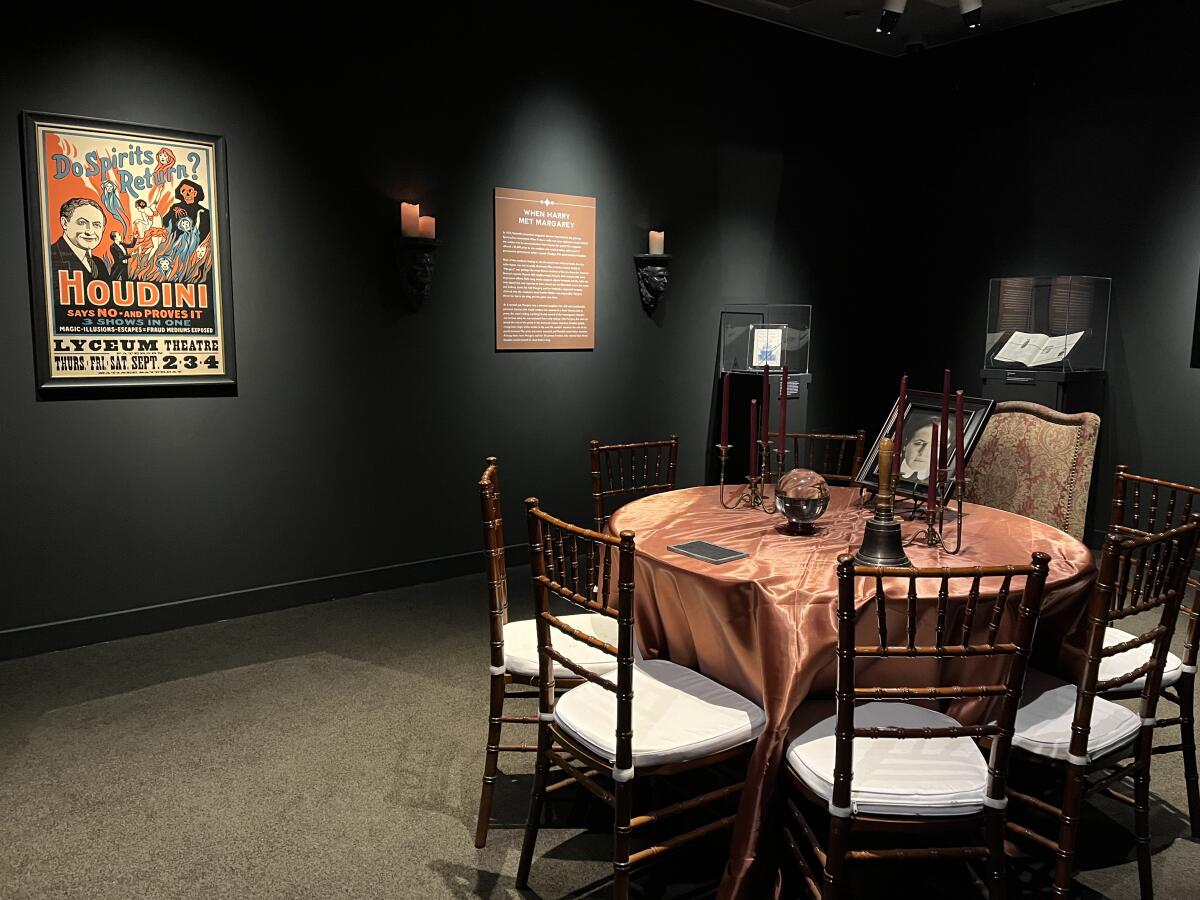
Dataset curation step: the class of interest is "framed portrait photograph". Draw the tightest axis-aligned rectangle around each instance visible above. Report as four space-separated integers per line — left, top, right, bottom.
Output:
855 390 995 501
20 111 236 392
749 323 787 369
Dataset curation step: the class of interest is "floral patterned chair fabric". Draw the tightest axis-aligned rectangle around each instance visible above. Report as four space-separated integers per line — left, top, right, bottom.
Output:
964 401 1100 541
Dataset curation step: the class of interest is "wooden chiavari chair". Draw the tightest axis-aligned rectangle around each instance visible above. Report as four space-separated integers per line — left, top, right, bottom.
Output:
778 430 865 484
515 499 765 899
1004 516 1200 898
1106 465 1200 837
473 458 619 848
590 435 678 531
782 552 1051 899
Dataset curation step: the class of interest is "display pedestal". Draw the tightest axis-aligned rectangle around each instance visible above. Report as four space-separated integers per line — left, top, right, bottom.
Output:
979 368 1105 415
707 373 810 485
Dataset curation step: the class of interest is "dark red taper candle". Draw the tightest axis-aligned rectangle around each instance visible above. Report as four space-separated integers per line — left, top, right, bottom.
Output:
749 400 758 476
778 365 788 458
940 369 951 466
720 372 730 446
929 423 940 506
955 389 965 483
761 364 770 444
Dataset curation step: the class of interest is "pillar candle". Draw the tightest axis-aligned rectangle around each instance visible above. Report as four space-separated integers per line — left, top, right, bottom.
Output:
749 400 758 476
761 365 770 444
418 215 436 239
895 374 907 482
400 202 420 237
649 230 665 255
955 390 965 483
940 369 951 467
778 364 789 460
928 423 940 508
720 372 730 447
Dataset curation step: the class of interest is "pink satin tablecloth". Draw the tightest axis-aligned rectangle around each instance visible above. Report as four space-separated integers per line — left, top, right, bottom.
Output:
608 484 1097 900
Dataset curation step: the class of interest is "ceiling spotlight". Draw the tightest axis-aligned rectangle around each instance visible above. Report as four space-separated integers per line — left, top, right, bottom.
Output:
960 0 983 29
877 0 906 35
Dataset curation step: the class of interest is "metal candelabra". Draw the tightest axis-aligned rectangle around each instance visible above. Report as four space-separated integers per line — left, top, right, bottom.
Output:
906 469 968 554
715 441 787 514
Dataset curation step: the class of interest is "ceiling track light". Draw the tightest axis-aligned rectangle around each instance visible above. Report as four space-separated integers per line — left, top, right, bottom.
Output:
960 0 983 29
877 0 906 35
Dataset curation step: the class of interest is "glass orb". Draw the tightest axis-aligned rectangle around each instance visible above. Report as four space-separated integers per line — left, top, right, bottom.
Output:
776 468 830 535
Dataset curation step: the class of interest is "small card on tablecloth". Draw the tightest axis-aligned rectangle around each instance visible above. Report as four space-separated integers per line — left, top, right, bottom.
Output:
667 540 748 565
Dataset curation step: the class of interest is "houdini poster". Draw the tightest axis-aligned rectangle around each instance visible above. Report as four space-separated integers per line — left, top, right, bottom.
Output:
494 187 596 351
21 112 235 390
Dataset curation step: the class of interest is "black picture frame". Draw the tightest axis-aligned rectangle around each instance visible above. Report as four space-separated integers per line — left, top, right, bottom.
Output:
20 110 236 394
855 390 995 501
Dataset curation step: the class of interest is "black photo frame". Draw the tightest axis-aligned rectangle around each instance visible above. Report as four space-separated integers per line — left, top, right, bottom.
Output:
855 390 995 501
20 110 236 394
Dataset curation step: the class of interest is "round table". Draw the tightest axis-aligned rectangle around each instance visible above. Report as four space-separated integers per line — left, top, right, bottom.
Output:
608 484 1096 900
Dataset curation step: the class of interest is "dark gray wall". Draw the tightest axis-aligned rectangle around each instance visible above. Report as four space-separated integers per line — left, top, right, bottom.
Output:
9 1 1195 654
0 4 884 651
892 0 1200 541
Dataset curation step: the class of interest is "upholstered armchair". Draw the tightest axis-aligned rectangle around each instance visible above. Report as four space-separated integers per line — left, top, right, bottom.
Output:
964 401 1100 541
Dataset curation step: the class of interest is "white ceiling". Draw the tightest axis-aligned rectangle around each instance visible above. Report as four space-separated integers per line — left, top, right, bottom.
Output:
697 0 1125 57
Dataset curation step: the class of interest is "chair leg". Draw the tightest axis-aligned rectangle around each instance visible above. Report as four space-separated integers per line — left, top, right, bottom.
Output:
1178 673 1200 839
613 778 633 900
984 807 1007 900
515 722 552 890
1052 763 1085 899
1134 731 1155 900
474 674 506 848
823 813 851 900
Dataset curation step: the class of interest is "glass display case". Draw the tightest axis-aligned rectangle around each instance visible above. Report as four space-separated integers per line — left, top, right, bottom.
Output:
720 303 811 375
983 276 1111 372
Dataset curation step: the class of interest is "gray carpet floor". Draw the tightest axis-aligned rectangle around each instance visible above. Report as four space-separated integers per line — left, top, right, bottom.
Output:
1 568 1197 898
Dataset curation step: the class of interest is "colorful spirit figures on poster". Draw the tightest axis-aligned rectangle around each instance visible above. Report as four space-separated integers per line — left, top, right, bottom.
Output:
30 117 230 383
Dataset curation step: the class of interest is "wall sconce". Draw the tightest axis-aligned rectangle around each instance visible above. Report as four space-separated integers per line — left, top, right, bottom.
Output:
398 201 439 311
635 230 671 316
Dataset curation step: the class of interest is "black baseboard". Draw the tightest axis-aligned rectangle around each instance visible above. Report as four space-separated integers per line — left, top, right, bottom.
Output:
0 542 530 661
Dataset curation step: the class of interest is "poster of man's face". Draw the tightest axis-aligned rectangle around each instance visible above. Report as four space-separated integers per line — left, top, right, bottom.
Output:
60 199 105 252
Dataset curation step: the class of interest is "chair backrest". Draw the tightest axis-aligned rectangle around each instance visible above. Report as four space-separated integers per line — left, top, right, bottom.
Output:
964 400 1100 541
781 431 865 485
590 435 679 531
527 499 634 773
1065 516 1200 761
480 457 508 672
1110 464 1200 622
832 552 1052 813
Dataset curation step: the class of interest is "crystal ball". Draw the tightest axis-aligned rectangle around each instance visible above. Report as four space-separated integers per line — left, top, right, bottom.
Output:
776 468 830 534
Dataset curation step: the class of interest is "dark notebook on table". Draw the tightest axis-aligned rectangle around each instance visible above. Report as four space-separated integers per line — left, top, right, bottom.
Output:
667 540 748 565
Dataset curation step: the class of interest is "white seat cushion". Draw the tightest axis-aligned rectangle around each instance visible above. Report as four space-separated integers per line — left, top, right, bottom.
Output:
1011 668 1141 762
1099 626 1183 693
785 702 990 817
553 659 765 768
502 614 619 678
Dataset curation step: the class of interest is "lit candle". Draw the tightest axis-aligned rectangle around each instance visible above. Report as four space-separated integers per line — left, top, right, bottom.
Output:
648 230 665 255
761 364 770 445
940 369 951 470
720 372 730 447
400 202 420 238
955 390 965 483
749 400 758 477
895 374 907 483
418 215 436 239
928 423 940 509
778 364 788 462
